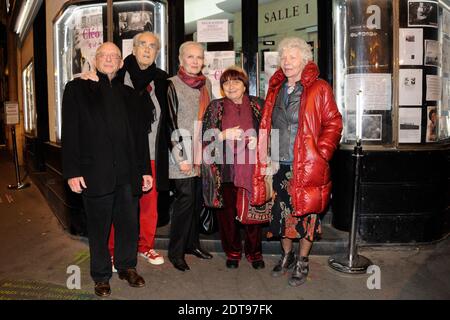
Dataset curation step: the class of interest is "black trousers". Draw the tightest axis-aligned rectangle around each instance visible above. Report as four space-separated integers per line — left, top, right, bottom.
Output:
82 184 139 282
168 177 202 260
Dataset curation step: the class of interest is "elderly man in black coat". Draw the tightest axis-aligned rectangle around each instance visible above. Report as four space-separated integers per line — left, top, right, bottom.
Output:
62 42 152 297
81 32 171 268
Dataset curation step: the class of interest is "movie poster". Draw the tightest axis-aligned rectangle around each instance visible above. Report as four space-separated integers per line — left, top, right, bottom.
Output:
346 0 392 73
426 106 438 142
408 0 438 28
399 28 423 65
263 52 280 96
68 6 104 79
118 11 154 38
203 51 236 99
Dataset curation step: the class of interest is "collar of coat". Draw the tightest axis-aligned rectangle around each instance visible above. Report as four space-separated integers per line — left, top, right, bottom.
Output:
269 61 320 89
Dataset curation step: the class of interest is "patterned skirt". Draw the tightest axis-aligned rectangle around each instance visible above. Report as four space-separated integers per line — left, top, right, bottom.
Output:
267 164 321 242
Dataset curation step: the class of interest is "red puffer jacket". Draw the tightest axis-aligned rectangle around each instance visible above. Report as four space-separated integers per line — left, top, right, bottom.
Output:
252 62 343 216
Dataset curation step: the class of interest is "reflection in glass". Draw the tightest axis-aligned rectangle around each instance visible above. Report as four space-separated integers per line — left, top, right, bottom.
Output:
22 62 36 136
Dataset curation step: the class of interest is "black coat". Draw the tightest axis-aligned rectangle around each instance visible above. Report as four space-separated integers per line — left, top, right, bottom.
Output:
117 66 170 192
61 74 151 197
142 69 170 192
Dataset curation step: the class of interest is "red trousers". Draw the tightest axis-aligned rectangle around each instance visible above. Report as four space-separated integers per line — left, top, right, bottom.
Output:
216 183 263 262
109 161 158 256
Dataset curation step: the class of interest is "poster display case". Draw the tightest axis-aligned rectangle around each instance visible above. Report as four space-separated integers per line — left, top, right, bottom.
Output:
53 0 167 142
333 0 450 146
332 0 450 244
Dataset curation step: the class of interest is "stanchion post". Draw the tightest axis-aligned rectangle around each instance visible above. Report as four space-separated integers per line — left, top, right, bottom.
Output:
7 125 30 190
328 138 372 273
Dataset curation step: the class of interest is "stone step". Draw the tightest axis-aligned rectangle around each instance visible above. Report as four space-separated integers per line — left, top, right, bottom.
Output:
154 223 349 256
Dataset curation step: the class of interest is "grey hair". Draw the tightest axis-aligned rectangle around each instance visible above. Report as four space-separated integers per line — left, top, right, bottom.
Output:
277 37 313 65
133 31 161 51
178 41 205 59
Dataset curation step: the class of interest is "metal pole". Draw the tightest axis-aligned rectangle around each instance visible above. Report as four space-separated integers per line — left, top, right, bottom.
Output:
328 138 371 274
7 126 30 190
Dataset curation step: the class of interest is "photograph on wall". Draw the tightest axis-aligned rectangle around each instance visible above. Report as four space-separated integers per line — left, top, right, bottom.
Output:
362 114 383 140
443 78 450 111
399 28 423 65
426 74 442 101
439 115 449 139
345 113 382 141
426 106 438 142
122 39 134 60
119 11 153 38
424 40 441 67
408 1 438 28
346 0 392 73
399 107 422 143
442 8 450 35
442 37 450 74
69 6 103 78
263 51 280 96
399 69 423 105
345 73 392 111
202 51 236 99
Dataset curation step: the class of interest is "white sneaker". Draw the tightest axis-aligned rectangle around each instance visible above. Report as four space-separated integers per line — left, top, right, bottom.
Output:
111 256 117 273
139 249 164 265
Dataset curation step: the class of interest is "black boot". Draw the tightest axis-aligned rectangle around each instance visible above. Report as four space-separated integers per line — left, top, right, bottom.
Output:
271 250 296 277
288 256 309 287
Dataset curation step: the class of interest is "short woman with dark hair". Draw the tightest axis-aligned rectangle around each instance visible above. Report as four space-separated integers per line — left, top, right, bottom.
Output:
201 66 265 270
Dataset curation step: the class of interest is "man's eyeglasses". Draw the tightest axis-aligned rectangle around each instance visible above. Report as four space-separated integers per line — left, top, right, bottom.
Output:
96 53 121 60
136 41 158 50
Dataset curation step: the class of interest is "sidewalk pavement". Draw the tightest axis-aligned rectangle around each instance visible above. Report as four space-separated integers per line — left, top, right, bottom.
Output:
0 148 449 300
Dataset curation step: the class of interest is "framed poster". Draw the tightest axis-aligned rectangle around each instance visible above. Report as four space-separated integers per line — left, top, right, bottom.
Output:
399 28 423 65
408 0 438 28
203 51 236 99
346 0 393 73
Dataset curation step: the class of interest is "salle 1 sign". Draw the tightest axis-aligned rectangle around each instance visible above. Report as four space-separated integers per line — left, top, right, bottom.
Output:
264 4 310 23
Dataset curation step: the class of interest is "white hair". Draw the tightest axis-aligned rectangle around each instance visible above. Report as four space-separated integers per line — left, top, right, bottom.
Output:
178 41 205 59
133 31 161 51
277 37 313 65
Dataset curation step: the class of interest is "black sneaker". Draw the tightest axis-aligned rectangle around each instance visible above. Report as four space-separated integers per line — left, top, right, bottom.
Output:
271 250 295 277
288 256 309 287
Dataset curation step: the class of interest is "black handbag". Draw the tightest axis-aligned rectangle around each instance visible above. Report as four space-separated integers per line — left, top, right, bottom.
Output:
199 206 218 235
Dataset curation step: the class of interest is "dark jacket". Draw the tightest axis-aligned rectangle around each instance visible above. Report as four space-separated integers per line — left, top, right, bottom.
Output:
61 73 151 197
118 66 170 192
253 62 343 215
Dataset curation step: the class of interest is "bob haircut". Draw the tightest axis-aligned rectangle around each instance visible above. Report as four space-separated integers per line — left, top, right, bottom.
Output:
219 66 249 93
277 37 313 65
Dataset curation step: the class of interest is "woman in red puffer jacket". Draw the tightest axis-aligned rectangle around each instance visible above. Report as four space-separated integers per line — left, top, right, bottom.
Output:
252 37 342 287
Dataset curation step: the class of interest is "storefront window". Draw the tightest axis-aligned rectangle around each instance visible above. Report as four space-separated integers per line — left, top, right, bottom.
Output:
438 2 450 140
53 2 106 143
22 61 36 136
257 0 318 99
184 0 317 100
185 0 242 100
334 0 450 146
53 0 167 142
334 0 393 145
